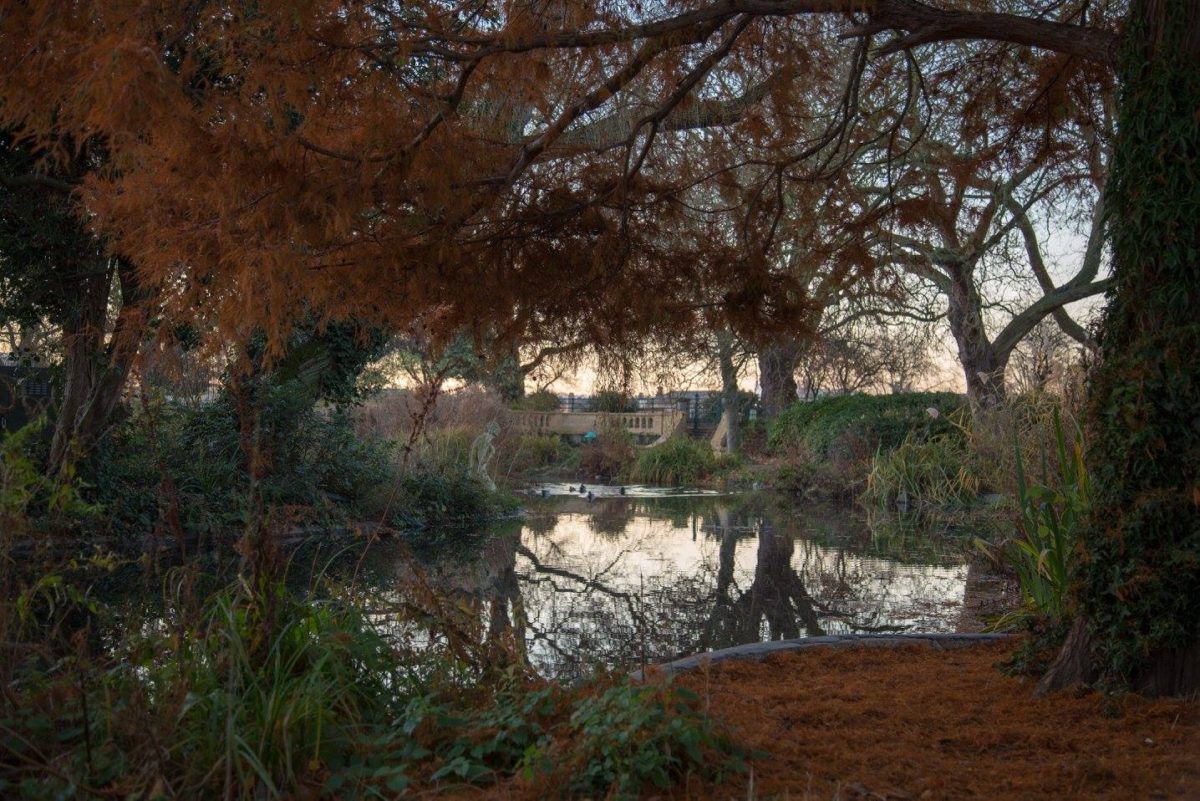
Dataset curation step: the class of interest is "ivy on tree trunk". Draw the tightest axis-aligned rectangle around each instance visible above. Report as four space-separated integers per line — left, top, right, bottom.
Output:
1040 0 1200 696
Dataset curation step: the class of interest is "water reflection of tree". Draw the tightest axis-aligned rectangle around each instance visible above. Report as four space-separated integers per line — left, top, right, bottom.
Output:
699 522 826 651
511 503 902 675
483 531 528 662
392 497 977 678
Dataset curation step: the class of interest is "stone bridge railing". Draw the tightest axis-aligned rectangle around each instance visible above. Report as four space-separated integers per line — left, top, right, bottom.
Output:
509 409 686 446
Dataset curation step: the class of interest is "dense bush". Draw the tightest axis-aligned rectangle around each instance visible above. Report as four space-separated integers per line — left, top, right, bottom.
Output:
91 394 396 540
511 389 561 412
86 395 511 545
353 426 514 533
767 392 966 498
388 463 509 531
767 392 966 458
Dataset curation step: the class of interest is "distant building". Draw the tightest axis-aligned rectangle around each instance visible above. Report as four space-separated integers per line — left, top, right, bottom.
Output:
557 390 724 432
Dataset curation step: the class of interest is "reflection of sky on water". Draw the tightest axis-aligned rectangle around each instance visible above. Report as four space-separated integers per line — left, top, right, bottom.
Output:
506 499 974 679
345 492 997 680
99 493 1001 682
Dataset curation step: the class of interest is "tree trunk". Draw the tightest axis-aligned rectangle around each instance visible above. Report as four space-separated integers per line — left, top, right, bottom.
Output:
945 263 1008 407
48 259 150 477
1042 0 1200 696
48 260 111 474
716 330 740 454
758 338 801 418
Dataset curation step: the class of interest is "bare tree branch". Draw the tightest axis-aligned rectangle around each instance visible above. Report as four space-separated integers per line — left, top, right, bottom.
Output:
993 277 1111 359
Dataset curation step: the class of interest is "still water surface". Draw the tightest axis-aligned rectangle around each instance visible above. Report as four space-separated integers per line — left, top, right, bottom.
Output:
348 486 1008 680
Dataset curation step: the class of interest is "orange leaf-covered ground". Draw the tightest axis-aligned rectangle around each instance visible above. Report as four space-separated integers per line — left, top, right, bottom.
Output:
673 642 1200 800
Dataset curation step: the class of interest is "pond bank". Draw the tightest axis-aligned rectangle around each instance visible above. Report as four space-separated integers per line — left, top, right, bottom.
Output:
635 632 1013 678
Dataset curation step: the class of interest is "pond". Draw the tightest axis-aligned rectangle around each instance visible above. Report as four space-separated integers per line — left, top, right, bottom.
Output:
343 485 1014 680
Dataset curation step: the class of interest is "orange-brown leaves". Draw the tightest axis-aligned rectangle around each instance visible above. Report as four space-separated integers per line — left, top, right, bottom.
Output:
3 0 1071 363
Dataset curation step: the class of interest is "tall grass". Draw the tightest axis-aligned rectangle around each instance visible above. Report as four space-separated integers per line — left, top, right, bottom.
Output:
627 438 720 486
963 393 1085 498
498 433 577 479
166 588 415 797
861 432 982 511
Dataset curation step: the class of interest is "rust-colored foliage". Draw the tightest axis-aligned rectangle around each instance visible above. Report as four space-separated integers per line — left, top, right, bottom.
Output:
681 643 1200 800
0 2 875 358
0 1 1120 373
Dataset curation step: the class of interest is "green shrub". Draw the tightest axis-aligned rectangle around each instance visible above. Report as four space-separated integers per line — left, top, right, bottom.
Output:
90 398 510 544
91 396 397 540
767 392 966 458
562 682 749 798
389 464 502 531
352 427 513 534
767 392 966 497
628 438 717 486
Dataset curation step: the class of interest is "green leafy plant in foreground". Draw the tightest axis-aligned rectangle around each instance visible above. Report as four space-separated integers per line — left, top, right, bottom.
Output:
981 408 1089 629
564 682 749 799
1 577 749 799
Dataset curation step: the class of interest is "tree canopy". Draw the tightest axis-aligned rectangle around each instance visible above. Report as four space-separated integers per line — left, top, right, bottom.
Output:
0 0 1120 358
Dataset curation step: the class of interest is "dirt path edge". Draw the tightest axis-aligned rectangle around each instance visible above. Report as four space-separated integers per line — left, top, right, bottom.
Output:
634 633 1014 679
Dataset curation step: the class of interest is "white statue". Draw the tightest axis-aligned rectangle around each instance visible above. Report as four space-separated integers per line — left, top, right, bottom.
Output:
469 421 501 491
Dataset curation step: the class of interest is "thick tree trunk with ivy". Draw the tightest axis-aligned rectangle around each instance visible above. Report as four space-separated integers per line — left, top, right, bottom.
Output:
1039 0 1200 697
758 339 801 419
